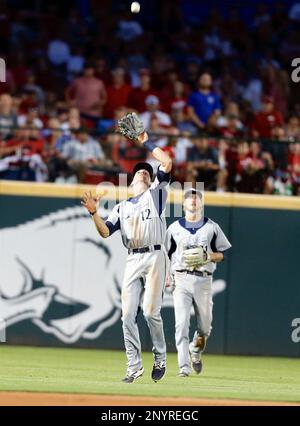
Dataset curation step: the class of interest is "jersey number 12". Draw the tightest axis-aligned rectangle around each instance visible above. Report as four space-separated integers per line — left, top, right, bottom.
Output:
141 209 151 221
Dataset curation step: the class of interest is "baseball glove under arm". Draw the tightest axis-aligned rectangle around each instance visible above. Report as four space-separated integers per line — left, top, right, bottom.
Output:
118 112 145 142
182 246 211 268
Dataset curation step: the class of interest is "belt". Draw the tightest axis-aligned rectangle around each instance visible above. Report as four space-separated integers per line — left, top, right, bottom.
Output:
128 244 161 254
176 269 212 277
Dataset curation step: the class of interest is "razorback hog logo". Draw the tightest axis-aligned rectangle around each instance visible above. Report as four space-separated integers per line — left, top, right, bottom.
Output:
0 206 227 343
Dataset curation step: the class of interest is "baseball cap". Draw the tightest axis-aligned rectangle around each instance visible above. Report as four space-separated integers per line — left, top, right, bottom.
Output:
133 162 153 180
145 95 159 106
184 188 203 200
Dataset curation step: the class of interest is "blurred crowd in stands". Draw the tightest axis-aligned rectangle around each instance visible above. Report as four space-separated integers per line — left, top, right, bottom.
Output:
1 0 300 195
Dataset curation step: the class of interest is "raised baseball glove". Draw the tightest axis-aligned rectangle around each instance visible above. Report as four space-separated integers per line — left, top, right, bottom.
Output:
182 246 211 268
118 112 145 142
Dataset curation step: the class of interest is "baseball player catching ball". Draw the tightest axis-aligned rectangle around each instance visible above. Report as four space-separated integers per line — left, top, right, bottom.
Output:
81 113 172 383
165 188 231 377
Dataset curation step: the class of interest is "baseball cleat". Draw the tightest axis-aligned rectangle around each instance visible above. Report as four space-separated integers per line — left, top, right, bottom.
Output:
177 371 189 377
122 367 144 384
151 361 166 382
189 342 203 374
191 359 203 375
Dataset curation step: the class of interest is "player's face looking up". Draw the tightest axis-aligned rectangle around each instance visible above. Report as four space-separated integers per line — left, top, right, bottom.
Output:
133 169 151 184
131 169 151 196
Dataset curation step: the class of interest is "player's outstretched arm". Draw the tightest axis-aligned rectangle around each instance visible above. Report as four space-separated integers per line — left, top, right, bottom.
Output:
81 191 110 238
138 131 172 173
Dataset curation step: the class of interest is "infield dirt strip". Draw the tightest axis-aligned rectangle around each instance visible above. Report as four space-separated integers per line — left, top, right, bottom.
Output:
0 392 299 406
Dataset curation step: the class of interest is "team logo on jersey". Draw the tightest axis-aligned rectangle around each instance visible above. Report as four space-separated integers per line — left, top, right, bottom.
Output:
0 207 227 344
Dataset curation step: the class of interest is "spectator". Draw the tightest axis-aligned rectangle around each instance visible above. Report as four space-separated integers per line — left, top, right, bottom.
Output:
216 102 244 131
104 68 132 119
164 80 189 115
60 127 110 182
17 107 43 140
236 141 273 193
140 95 171 128
140 95 172 147
251 96 284 138
0 94 17 139
288 142 300 193
0 148 48 182
186 137 220 189
21 73 45 111
54 107 81 151
171 105 197 135
45 117 62 152
216 139 230 192
187 73 221 130
65 63 107 119
128 69 158 113
105 106 130 162
284 116 300 142
218 111 244 139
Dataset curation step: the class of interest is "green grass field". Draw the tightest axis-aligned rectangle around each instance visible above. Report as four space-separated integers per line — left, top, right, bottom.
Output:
0 346 299 403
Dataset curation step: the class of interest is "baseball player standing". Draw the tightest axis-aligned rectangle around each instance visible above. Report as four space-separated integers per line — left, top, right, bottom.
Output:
165 189 231 377
81 113 172 383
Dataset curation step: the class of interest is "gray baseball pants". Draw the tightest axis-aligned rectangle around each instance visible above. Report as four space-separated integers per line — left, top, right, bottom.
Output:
173 270 213 373
121 247 168 375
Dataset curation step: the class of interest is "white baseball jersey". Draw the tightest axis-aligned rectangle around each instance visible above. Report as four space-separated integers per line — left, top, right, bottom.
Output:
105 168 170 248
165 217 231 274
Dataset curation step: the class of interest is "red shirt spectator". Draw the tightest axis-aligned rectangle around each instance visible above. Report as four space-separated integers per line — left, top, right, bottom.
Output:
65 64 107 117
128 69 158 113
6 138 44 155
219 115 244 139
251 96 284 138
104 68 132 118
163 81 189 114
288 143 300 179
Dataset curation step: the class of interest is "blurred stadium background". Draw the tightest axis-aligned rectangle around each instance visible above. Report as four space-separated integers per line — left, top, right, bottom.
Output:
0 0 300 405
1 0 300 193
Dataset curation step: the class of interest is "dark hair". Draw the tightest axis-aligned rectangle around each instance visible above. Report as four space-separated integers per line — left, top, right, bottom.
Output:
133 162 153 180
